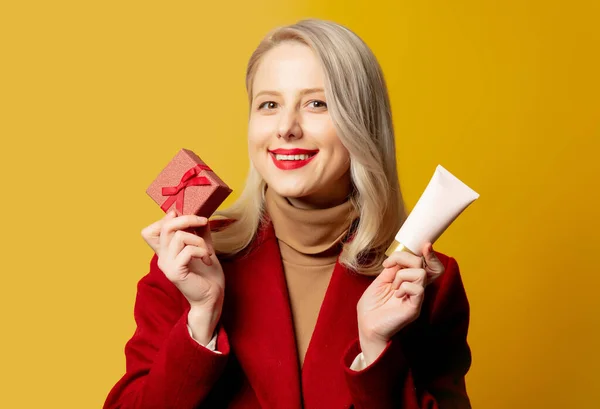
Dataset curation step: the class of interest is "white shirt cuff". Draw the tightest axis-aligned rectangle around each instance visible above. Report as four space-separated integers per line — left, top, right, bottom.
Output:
187 324 222 354
350 352 367 371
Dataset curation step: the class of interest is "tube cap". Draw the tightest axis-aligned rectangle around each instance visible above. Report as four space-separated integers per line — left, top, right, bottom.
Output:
385 240 416 257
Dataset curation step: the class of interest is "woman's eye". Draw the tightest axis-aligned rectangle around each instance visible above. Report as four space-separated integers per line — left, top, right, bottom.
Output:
258 101 277 110
309 100 327 109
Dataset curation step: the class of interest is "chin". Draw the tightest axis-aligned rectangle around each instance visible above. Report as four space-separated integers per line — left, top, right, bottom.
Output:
266 182 311 199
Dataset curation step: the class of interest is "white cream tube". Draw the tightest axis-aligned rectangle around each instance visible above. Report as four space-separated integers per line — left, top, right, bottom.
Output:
386 165 480 257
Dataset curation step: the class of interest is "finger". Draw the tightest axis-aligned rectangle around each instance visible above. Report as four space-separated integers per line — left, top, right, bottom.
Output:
382 250 422 269
374 265 401 285
195 221 214 255
392 268 426 290
165 215 209 233
141 220 162 247
167 230 210 261
175 244 213 268
395 281 425 299
141 210 177 252
422 242 445 283
159 215 208 257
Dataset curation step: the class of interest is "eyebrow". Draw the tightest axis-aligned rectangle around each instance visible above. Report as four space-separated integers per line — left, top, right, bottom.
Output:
253 87 325 100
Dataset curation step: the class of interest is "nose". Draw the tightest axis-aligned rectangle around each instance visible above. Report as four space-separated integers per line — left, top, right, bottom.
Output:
277 107 303 141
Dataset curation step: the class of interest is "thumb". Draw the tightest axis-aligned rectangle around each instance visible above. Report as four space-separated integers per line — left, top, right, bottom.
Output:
423 243 444 277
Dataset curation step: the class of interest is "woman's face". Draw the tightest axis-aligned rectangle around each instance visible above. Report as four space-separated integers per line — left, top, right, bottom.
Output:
248 42 351 209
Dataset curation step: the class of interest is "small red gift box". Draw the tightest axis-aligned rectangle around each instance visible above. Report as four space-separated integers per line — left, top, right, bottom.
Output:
146 149 232 217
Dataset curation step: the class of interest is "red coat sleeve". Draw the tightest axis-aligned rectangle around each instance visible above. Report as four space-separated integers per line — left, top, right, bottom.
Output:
103 255 230 409
341 256 472 409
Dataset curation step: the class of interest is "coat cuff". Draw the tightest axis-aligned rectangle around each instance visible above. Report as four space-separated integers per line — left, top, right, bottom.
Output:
342 337 409 409
165 314 229 373
187 324 222 354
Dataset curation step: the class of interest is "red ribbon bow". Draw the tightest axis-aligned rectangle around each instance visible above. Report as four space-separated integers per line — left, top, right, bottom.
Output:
161 164 212 214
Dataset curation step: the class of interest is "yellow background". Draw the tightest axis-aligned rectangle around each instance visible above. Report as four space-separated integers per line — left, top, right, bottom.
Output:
1 1 598 408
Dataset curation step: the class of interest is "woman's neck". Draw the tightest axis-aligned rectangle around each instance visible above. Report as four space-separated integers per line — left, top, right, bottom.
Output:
285 172 352 210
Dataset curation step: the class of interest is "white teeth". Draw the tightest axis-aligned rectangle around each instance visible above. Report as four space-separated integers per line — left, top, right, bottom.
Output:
274 154 312 161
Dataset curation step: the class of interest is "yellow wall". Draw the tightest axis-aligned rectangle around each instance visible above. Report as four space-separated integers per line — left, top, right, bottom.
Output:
1 1 598 408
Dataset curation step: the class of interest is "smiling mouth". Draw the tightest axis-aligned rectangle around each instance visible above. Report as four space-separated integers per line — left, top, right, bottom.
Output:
268 150 318 170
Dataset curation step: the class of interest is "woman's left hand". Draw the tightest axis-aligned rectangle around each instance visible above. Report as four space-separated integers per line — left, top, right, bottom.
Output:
356 242 445 366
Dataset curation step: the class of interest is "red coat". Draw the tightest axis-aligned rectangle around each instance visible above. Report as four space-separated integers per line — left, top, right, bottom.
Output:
104 221 472 409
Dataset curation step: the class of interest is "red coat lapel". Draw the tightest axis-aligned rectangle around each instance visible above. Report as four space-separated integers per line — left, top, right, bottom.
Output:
221 222 374 409
221 224 302 409
300 254 374 408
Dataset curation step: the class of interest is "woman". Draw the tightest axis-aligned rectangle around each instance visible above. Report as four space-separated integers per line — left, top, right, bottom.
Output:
104 19 472 409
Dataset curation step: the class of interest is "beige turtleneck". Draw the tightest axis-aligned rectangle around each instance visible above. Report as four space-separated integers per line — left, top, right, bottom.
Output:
264 187 358 367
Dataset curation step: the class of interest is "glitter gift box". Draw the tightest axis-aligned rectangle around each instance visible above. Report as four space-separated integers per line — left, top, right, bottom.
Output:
146 148 232 217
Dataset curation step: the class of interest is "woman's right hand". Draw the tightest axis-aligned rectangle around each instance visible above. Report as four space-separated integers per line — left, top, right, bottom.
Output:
141 210 225 319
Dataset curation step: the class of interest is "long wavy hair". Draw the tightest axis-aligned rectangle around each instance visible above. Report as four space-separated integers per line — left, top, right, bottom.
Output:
212 18 406 276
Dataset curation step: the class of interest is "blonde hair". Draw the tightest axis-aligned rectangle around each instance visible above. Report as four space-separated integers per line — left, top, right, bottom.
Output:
212 18 406 276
